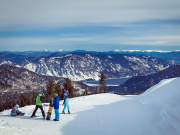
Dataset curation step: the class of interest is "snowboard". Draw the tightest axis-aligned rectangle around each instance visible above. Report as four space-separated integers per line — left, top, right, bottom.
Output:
46 106 53 120
19 113 25 116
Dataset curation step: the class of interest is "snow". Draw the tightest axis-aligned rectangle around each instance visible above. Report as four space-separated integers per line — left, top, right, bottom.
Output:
1 77 180 135
121 50 172 53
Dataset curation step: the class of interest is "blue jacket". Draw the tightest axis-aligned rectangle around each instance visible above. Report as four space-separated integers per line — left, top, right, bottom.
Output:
11 106 21 116
53 96 59 109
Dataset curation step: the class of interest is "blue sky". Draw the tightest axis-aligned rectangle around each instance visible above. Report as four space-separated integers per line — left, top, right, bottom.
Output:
0 0 180 52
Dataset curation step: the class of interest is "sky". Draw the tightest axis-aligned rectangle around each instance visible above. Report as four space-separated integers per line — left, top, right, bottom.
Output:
0 0 180 52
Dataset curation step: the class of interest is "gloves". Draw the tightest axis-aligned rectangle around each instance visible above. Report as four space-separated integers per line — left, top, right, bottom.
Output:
62 104 64 106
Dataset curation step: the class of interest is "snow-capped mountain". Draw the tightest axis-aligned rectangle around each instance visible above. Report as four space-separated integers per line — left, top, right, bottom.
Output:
22 53 172 81
110 65 180 94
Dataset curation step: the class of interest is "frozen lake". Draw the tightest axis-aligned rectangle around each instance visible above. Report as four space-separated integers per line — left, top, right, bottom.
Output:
84 77 131 86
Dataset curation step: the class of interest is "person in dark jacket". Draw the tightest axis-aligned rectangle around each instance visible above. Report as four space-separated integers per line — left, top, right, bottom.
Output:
31 92 45 118
62 90 70 114
52 93 59 121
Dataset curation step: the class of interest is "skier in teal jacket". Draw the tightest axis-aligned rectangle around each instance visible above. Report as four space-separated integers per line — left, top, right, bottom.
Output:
62 90 70 114
11 104 21 116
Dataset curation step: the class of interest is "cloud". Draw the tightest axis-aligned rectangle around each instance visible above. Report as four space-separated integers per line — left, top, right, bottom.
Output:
0 0 180 51
0 0 180 27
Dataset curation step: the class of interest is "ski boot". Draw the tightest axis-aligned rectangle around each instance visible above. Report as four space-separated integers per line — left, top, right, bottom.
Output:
30 115 37 117
68 111 71 114
53 119 59 121
62 111 65 114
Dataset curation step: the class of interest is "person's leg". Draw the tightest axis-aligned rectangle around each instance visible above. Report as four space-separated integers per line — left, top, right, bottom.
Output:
67 105 70 112
67 99 70 112
63 103 67 112
54 109 59 121
39 105 45 117
17 112 21 116
31 105 38 116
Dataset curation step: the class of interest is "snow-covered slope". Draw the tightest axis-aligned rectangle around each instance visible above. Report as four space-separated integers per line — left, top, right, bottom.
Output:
1 77 180 135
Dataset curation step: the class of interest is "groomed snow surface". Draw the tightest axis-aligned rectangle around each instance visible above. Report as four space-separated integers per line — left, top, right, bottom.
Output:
1 77 180 135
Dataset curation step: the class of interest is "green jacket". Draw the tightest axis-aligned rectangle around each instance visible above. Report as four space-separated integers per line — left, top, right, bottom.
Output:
36 93 43 106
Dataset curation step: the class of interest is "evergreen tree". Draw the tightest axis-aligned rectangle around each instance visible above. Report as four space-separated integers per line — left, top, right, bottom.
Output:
27 96 32 105
104 84 107 93
150 78 154 87
2 103 5 111
85 89 88 95
9 101 13 109
46 79 56 102
20 94 27 107
0 103 2 112
32 91 36 105
99 74 107 93
5 100 8 110
55 84 62 99
95 86 98 94
63 78 74 98
13 100 16 107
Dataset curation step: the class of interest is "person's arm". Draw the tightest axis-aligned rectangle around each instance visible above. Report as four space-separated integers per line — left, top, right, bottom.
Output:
17 110 21 113
63 97 66 104
40 96 44 103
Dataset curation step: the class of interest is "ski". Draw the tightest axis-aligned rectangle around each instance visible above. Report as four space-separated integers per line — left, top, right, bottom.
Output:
26 115 42 118
60 113 75 114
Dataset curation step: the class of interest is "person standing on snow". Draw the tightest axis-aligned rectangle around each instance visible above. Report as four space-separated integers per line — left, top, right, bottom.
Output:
62 90 70 114
11 104 22 116
51 93 60 121
31 92 45 118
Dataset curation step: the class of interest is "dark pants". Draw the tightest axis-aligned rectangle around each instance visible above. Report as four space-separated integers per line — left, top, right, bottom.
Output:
32 105 45 117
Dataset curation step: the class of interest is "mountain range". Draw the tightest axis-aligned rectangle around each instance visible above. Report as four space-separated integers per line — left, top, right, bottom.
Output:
0 51 173 81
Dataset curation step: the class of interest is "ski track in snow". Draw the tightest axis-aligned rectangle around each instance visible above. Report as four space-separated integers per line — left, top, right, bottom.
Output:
1 77 180 135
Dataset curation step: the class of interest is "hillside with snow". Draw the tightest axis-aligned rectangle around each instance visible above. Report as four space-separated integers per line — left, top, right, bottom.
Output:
1 77 180 135
22 53 171 81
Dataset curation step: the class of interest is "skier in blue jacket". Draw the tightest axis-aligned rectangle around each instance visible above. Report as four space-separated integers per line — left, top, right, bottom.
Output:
62 90 70 114
52 93 60 121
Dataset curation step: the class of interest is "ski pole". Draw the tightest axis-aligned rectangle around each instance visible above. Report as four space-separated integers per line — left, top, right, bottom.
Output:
28 106 36 116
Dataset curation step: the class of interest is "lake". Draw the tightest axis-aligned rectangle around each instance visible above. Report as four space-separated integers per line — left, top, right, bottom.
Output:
84 77 131 86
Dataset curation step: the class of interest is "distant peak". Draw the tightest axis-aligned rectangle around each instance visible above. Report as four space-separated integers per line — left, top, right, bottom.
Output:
114 49 120 52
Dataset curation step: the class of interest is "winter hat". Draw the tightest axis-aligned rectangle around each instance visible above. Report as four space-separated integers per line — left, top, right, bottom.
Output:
54 93 58 97
41 92 45 97
15 104 19 108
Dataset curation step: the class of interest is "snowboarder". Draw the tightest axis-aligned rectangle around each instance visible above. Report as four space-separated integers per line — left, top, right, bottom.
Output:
62 90 70 114
11 104 22 116
51 93 59 121
31 92 45 118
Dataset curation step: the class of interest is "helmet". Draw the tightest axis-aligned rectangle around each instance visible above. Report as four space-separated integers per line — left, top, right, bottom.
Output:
54 93 58 97
41 92 45 97
15 104 19 108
